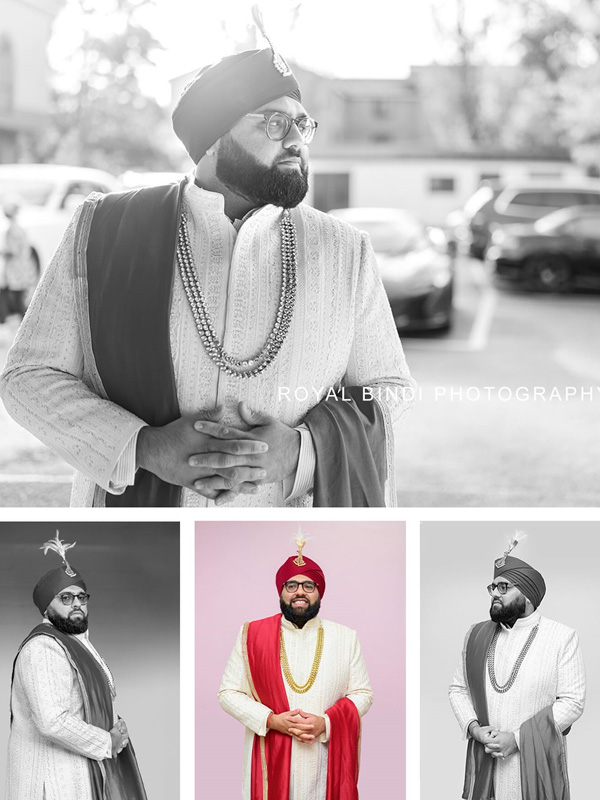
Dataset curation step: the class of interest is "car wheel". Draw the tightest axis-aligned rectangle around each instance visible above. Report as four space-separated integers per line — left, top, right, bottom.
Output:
523 254 571 293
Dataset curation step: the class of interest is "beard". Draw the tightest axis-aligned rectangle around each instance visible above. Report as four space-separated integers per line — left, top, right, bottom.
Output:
280 595 321 628
216 132 309 209
489 593 527 626
46 606 89 635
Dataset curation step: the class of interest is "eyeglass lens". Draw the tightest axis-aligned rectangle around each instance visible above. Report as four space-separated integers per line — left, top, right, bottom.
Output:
266 113 316 143
284 581 317 593
59 592 90 606
487 582 511 596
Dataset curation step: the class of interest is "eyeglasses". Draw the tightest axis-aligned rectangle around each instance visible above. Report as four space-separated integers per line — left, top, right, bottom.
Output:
245 111 318 144
57 592 90 606
283 580 318 594
486 582 514 596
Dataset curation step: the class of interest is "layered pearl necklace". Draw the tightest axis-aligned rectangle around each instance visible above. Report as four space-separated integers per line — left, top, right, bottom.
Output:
176 208 298 379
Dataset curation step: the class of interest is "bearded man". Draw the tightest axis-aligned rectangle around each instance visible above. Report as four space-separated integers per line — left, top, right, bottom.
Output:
448 539 585 800
5 533 146 800
218 541 372 799
0 42 414 508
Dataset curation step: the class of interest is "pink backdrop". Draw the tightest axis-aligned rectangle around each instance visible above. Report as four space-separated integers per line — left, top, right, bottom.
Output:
195 520 405 799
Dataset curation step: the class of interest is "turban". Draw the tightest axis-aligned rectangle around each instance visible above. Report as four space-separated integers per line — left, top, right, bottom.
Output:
172 48 302 163
494 555 546 609
33 565 87 615
276 555 326 598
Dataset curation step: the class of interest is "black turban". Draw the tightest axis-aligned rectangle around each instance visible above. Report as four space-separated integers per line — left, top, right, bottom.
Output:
494 555 546 609
172 48 302 163
33 565 87 615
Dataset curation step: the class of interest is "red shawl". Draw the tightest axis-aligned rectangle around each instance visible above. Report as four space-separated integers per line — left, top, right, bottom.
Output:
242 614 361 800
462 621 571 800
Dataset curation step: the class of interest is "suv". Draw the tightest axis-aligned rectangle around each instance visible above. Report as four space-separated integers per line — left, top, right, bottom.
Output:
454 181 600 259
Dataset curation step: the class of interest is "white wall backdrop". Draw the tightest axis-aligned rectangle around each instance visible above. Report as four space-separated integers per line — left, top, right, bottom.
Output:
420 521 600 800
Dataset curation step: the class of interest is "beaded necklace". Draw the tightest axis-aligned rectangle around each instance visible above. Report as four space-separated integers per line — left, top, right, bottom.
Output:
487 623 539 693
280 623 324 694
176 208 298 379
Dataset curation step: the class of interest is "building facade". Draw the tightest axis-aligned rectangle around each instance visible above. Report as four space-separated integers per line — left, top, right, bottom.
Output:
0 0 63 163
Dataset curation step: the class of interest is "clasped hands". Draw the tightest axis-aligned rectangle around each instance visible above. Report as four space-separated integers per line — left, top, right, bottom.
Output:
470 723 518 760
137 401 300 505
109 718 129 757
268 709 326 745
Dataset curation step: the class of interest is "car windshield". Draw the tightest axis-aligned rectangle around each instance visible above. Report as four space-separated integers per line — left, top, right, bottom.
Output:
350 214 426 255
0 177 54 206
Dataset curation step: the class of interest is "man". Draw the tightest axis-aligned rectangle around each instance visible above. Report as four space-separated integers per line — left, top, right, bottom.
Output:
218 539 372 799
0 44 414 508
5 532 147 800
449 539 585 800
0 196 31 323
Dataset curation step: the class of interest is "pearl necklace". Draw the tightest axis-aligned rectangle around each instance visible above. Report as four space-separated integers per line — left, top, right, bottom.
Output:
176 208 298 378
487 623 539 693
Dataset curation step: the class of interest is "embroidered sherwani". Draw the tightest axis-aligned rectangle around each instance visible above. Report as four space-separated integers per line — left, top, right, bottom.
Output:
0 176 414 506
218 616 373 800
5 624 116 800
449 612 585 800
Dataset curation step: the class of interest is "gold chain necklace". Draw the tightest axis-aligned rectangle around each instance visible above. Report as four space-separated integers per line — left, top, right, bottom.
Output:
280 623 324 694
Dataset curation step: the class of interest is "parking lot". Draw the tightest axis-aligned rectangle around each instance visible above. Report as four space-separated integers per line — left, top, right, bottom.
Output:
397 255 600 505
0 254 598 506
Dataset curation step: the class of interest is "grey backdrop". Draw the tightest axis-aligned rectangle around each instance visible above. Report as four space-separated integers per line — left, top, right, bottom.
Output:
0 521 179 799
421 521 600 800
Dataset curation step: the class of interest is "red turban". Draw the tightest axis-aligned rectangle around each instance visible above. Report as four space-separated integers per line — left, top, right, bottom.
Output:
172 48 301 163
33 565 87 615
494 555 546 609
276 555 326 598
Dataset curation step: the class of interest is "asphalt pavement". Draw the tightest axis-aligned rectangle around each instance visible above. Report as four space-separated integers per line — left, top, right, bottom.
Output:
396 256 600 506
0 256 598 507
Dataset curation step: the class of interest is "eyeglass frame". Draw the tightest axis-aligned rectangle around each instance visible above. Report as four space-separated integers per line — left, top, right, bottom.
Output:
245 111 319 143
486 581 516 596
56 591 91 606
282 580 319 594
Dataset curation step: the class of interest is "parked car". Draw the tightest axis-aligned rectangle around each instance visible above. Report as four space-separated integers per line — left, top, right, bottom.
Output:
329 206 454 331
447 180 600 260
0 164 122 275
486 205 600 291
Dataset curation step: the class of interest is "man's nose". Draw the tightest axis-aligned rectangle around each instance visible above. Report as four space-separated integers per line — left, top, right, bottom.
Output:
282 123 305 150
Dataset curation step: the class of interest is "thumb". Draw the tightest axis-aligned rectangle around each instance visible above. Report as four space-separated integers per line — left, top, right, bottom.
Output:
196 405 224 423
238 401 271 427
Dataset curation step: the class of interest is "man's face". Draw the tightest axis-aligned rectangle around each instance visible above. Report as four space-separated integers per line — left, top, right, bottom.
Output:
280 573 321 626
488 579 527 625
45 584 89 634
215 95 310 209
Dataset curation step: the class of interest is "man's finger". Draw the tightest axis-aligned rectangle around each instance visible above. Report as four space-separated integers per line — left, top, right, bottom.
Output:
189 439 268 459
193 420 255 439
189 452 267 471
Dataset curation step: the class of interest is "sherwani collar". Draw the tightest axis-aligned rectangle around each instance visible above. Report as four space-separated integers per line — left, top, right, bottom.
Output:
499 609 541 633
281 615 322 632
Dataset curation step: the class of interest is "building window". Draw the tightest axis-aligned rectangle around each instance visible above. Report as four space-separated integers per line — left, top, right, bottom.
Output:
429 177 455 192
528 171 563 180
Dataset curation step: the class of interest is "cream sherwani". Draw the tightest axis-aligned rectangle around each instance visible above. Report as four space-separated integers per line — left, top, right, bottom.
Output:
5 625 115 800
449 612 585 800
0 176 414 506
219 616 373 800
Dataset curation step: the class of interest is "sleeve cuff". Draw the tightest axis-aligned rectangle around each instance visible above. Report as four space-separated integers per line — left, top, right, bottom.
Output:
106 426 144 493
321 713 330 743
513 728 520 749
284 424 315 502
